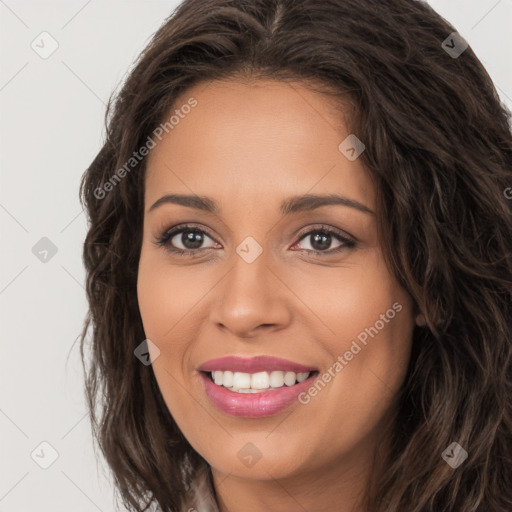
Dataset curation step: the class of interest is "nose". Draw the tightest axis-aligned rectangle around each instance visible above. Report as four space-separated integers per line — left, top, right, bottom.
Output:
210 249 292 339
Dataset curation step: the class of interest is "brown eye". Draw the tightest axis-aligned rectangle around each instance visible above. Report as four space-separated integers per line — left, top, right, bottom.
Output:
292 226 356 256
155 224 219 256
170 228 210 250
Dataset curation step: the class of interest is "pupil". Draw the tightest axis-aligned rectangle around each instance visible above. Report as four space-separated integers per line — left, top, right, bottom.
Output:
182 229 203 249
311 232 331 251
178 230 332 251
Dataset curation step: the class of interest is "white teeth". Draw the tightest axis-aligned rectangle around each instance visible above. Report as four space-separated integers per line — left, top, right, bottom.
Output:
296 372 310 382
251 371 270 389
208 370 312 392
284 371 296 386
269 370 284 387
233 371 251 389
222 370 233 388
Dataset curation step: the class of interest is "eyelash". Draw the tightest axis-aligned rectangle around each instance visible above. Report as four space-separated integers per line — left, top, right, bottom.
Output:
153 223 356 258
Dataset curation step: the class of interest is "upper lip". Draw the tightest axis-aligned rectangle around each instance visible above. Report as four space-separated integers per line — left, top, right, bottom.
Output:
198 355 317 374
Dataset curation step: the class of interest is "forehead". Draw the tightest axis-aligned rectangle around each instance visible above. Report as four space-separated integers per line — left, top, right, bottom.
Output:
144 79 375 216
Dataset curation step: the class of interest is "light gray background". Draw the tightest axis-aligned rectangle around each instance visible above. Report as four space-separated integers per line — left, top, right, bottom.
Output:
1 1 511 510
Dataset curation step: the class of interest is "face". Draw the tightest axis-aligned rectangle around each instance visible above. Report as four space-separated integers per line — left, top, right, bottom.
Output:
137 79 417 484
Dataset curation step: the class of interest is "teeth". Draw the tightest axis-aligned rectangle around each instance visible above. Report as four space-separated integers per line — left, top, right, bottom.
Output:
233 371 251 389
269 370 284 387
222 370 233 388
251 371 270 389
296 372 309 383
284 371 296 386
209 370 311 392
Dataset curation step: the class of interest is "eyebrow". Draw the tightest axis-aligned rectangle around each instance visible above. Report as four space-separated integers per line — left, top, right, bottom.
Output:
148 193 375 216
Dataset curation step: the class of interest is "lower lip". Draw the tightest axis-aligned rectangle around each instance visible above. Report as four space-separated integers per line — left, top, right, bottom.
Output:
198 371 318 418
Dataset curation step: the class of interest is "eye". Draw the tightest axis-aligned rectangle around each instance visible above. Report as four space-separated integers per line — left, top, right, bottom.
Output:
154 223 356 257
154 224 219 256
291 225 356 256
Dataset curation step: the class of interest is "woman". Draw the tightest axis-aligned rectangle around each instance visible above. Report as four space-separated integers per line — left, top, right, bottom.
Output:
79 0 512 511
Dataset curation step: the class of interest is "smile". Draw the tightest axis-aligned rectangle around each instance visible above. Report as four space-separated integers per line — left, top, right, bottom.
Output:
198 369 319 417
207 370 312 392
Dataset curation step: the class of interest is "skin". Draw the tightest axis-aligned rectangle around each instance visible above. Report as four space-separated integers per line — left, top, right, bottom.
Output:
137 79 423 512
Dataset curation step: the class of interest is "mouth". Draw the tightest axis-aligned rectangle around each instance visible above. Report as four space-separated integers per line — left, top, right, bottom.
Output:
198 369 320 417
202 369 318 393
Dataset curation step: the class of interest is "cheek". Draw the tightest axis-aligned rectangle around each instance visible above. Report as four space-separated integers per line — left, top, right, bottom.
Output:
137 250 201 427
287 250 414 409
137 263 171 342
284 249 412 343
137 247 204 342
136 247 213 392
291 280 414 461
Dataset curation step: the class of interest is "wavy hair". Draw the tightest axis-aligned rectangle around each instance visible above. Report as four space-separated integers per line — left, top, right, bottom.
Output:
78 0 512 510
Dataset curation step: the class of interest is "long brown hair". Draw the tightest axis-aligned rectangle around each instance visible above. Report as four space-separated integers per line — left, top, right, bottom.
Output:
79 0 512 510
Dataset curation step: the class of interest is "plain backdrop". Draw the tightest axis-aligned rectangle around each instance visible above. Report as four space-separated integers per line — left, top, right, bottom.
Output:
1 1 511 510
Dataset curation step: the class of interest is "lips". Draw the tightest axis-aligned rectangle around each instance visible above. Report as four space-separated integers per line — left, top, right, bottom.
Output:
197 355 317 373
196 355 319 417
198 370 318 417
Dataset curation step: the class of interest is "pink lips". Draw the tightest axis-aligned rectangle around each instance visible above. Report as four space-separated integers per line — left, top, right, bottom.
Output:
197 355 318 418
197 355 317 373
